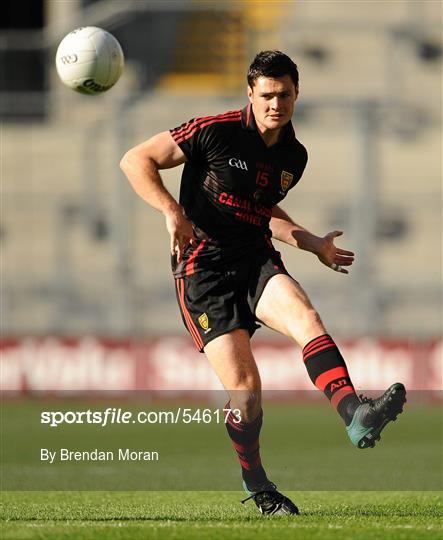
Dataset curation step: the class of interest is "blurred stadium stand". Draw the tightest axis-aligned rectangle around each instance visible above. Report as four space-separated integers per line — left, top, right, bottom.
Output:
1 0 441 340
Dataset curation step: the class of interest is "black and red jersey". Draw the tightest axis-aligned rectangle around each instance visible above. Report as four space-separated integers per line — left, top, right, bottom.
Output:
169 104 308 277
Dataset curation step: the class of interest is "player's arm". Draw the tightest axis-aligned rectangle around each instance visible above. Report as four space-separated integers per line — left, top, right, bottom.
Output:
120 131 194 262
270 205 355 274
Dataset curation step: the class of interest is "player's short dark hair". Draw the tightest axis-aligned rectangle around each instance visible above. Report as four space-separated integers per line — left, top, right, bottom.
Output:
247 50 299 89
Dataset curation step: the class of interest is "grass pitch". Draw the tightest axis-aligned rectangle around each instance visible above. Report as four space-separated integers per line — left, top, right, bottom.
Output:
1 491 441 539
2 400 441 538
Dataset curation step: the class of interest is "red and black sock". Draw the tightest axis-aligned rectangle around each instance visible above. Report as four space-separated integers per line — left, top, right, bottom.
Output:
225 404 268 489
303 334 360 425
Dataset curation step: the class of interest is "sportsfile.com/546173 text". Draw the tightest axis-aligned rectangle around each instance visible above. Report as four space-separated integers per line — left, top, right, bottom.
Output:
40 408 242 427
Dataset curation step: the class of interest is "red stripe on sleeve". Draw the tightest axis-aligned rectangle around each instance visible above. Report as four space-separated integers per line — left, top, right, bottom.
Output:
173 113 241 144
172 110 241 141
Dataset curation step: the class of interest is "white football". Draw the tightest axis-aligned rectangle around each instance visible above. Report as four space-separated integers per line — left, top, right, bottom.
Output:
55 26 124 95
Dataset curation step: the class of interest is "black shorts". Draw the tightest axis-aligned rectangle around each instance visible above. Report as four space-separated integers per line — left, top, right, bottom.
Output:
174 249 291 352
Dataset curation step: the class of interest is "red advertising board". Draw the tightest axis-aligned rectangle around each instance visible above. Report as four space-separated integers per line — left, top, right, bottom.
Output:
1 337 441 392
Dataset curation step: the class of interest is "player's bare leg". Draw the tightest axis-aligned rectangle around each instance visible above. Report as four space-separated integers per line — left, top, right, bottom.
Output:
204 328 261 422
204 329 299 515
256 274 406 448
255 274 326 348
255 273 362 421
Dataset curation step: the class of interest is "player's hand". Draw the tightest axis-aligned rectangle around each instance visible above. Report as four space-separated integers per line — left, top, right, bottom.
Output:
165 209 196 263
317 231 355 274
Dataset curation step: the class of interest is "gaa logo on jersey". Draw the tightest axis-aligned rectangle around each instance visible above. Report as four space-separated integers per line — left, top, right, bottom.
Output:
198 313 212 334
280 171 294 191
228 157 248 171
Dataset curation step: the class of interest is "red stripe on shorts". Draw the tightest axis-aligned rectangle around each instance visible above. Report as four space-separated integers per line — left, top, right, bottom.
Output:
185 239 206 276
176 278 204 350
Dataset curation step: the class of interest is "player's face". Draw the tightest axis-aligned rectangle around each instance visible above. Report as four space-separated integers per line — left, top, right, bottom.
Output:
248 75 298 134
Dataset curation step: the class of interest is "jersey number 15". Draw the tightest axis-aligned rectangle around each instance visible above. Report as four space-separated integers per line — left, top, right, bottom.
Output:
256 170 269 187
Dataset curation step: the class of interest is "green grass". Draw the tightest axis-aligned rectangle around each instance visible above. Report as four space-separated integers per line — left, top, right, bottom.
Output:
2 399 441 537
1 491 441 539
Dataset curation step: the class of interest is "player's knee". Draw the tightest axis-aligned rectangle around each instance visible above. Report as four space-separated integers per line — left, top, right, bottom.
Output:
301 308 324 334
286 307 325 346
